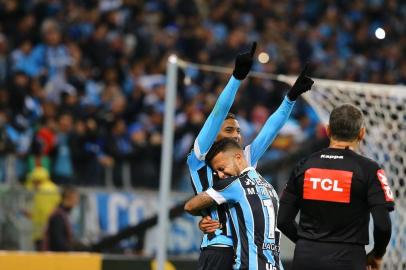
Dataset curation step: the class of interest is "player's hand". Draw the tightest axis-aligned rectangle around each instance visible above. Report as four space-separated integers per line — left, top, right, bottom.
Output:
287 63 314 101
232 42 257 80
366 251 383 270
198 216 221 233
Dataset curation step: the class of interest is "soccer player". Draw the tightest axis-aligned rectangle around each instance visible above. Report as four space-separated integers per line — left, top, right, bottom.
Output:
187 43 314 269
277 104 395 270
185 138 283 270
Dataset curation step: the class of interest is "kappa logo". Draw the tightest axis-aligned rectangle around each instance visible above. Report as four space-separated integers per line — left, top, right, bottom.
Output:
320 154 344 159
303 168 353 203
377 169 394 202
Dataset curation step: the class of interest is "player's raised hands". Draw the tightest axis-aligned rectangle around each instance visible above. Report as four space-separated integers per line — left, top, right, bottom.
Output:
232 42 257 80
287 63 314 101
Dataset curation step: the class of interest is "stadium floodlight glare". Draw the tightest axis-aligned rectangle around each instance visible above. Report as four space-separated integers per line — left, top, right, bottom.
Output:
258 52 270 64
375 27 386 40
168 54 178 63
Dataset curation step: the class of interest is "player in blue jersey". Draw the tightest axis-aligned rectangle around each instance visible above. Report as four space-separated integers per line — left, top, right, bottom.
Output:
187 42 313 269
186 138 284 270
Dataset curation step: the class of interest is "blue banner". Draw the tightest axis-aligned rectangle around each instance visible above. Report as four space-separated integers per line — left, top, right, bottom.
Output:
82 191 201 255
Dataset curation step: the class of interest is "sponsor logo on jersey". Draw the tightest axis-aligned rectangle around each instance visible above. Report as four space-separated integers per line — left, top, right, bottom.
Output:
303 168 353 203
262 242 280 252
377 169 394 202
320 154 344 159
266 263 278 270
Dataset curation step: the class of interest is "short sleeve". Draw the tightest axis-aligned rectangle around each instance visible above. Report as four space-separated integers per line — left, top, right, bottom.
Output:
280 170 300 207
280 160 305 207
368 168 395 211
206 177 242 204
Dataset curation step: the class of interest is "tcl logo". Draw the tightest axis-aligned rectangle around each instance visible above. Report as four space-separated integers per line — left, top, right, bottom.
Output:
309 178 344 192
303 168 353 203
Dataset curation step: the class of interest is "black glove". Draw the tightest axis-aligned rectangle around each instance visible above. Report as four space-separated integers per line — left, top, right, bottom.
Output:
232 42 257 80
287 63 314 101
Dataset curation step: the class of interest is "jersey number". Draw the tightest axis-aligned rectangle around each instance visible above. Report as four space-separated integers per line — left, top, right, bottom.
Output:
263 199 276 239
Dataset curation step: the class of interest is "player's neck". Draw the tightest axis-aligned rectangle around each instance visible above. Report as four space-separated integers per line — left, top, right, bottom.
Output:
329 140 358 151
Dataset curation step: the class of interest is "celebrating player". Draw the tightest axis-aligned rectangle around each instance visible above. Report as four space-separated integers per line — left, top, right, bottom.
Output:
185 138 284 270
186 42 313 269
277 104 395 270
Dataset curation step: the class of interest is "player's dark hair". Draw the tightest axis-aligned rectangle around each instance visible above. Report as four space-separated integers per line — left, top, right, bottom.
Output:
225 113 236 120
205 138 242 166
329 104 364 141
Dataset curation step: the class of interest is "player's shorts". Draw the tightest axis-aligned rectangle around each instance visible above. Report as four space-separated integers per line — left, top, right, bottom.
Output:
291 238 366 270
198 246 234 270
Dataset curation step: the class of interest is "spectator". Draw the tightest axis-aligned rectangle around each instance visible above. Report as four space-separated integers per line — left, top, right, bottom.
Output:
128 123 159 188
42 185 82 252
24 166 60 250
0 110 14 183
69 117 113 186
51 113 74 185
0 0 404 188
0 33 8 85
105 118 133 187
29 19 71 81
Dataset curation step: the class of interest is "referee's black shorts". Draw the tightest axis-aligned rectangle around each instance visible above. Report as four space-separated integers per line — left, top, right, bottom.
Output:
198 246 234 270
291 239 366 270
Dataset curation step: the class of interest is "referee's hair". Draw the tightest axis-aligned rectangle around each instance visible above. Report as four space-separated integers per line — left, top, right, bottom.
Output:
206 138 242 166
329 103 364 141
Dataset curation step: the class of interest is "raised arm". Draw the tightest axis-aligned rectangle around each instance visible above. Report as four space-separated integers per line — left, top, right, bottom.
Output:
193 42 257 160
248 64 314 165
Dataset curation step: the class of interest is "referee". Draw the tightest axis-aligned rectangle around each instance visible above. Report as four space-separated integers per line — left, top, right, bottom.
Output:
277 104 395 270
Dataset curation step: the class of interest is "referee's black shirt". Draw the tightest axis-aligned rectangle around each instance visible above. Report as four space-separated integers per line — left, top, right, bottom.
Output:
279 147 395 245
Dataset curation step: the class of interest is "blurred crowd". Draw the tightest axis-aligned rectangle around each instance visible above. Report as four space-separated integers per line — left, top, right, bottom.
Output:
0 0 404 188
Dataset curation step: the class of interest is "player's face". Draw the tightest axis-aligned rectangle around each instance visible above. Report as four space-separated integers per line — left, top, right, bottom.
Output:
210 151 242 179
217 119 242 146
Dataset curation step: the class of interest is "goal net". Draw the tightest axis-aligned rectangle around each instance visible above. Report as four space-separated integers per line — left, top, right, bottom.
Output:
278 75 406 270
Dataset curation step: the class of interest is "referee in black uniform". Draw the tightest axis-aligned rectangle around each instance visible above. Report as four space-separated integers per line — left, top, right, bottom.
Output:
277 104 394 270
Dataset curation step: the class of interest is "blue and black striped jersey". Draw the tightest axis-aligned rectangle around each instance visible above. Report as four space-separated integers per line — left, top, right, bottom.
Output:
188 146 257 247
206 167 283 270
187 86 295 248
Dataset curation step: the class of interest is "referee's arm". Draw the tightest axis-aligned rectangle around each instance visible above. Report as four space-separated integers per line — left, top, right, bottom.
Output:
277 192 299 243
370 205 392 258
277 168 301 243
367 167 394 265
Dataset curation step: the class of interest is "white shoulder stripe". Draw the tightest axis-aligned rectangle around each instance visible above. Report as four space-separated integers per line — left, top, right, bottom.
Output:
206 188 226 204
244 144 252 166
194 139 206 161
